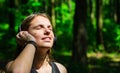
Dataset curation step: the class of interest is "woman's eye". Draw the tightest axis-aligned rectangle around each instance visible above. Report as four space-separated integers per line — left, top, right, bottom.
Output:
35 25 44 29
48 26 53 30
35 27 41 29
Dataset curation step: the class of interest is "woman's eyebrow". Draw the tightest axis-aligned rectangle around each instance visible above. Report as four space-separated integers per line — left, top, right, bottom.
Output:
48 25 53 28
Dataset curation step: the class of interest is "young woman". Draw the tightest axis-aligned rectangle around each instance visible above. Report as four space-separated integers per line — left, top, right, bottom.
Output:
6 12 67 73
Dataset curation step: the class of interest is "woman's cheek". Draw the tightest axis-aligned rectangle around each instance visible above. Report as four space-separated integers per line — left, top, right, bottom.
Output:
51 32 54 37
30 32 39 40
34 33 41 39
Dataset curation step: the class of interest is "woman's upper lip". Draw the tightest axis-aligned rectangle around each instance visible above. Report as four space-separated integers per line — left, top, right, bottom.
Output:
41 37 51 40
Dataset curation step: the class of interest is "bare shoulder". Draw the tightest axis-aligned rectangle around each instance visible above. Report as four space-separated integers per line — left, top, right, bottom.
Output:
6 61 14 70
54 62 67 73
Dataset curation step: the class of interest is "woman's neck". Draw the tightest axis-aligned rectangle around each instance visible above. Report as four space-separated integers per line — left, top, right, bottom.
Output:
33 48 50 69
34 55 49 69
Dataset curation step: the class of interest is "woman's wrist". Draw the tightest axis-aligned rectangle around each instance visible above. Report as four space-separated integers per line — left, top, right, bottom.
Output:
26 41 37 50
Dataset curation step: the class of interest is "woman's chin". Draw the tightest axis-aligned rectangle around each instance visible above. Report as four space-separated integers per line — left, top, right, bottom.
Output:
39 44 53 48
37 41 53 48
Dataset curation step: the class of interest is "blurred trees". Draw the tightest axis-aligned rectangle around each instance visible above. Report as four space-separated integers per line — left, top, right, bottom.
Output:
96 0 104 50
115 0 120 24
0 0 120 73
72 0 87 65
8 0 15 33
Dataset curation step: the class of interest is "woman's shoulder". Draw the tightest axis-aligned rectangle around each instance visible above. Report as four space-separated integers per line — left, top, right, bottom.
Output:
6 60 14 71
53 62 67 73
0 60 13 73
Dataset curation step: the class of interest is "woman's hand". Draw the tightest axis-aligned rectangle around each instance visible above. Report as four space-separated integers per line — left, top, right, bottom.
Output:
16 31 36 46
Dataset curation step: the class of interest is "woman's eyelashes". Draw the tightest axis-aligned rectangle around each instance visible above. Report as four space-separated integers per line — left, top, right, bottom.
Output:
48 25 53 31
34 25 44 30
35 24 53 31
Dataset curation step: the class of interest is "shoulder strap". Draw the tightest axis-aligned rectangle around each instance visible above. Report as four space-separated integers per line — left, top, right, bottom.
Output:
30 66 38 73
50 62 60 73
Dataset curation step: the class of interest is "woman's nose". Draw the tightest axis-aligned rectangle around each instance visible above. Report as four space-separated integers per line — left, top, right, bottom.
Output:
44 28 50 35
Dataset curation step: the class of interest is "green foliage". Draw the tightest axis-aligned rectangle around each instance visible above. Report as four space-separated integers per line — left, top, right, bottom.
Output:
103 0 110 5
114 26 120 48
103 19 120 52
0 23 9 31
55 1 75 51
0 23 16 59
0 0 120 73
0 0 5 2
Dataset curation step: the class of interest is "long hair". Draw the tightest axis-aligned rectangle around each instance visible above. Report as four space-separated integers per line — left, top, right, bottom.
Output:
15 12 54 61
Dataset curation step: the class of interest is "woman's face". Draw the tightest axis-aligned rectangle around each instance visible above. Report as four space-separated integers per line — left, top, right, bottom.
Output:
28 16 54 49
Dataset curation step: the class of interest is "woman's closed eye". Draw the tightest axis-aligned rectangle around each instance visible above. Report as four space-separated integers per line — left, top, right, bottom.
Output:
35 25 44 30
48 25 53 31
34 24 53 31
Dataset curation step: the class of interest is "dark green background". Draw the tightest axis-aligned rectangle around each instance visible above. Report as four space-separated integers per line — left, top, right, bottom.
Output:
0 0 120 73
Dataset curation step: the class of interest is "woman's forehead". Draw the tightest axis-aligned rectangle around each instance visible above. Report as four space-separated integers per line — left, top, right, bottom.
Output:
30 16 52 26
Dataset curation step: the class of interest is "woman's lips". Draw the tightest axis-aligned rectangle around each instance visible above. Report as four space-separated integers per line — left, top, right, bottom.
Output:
42 37 51 42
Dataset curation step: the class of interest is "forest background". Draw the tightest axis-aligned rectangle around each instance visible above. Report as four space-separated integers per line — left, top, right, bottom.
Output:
0 0 120 73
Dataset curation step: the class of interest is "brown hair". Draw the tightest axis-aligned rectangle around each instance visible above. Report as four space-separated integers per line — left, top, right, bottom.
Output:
19 12 51 31
16 12 54 61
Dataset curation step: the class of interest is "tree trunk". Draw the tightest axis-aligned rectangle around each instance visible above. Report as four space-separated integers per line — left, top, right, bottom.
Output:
46 0 56 29
116 0 120 24
67 0 71 12
72 0 87 65
51 0 56 28
96 0 104 50
8 0 15 36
